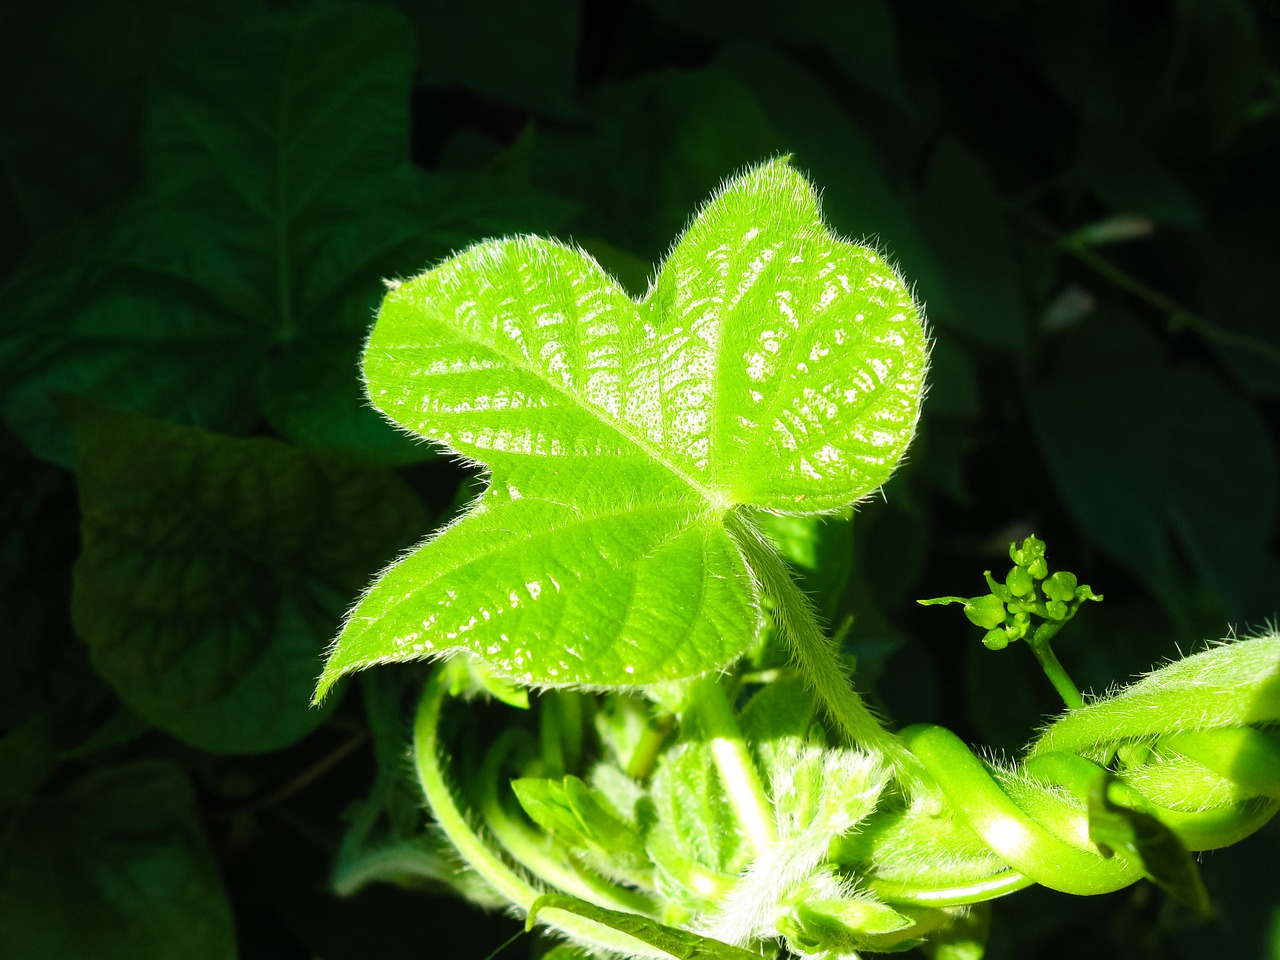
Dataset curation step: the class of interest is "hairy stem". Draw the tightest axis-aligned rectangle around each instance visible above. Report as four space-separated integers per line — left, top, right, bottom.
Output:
728 510 918 778
414 669 670 959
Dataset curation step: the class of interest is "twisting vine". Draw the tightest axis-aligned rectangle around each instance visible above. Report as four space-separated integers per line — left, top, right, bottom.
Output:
407 538 1280 959
316 161 1280 959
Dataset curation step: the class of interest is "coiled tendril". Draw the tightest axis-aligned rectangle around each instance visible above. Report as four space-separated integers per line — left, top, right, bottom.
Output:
410 525 1280 960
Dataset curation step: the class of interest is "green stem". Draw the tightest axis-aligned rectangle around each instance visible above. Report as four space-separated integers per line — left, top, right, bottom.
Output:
414 673 540 909
476 730 658 912
728 510 917 777
1161 728 1280 800
868 869 1033 909
625 713 676 782
689 674 777 853
1026 635 1084 710
1015 208 1280 366
1024 749 1280 851
900 724 1138 895
413 670 670 959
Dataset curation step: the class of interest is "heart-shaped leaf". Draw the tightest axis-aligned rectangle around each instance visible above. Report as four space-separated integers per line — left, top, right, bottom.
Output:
317 158 927 696
71 404 428 753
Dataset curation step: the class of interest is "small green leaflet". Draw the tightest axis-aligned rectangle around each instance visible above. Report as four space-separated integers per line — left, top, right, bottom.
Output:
316 158 927 696
526 893 761 960
1087 774 1210 914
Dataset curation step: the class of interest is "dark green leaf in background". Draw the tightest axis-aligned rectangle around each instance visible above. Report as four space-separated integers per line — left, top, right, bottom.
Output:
1 3 570 466
641 0 911 113
0 761 235 960
396 0 581 116
70 404 428 753
0 0 257 241
915 140 1029 350
1029 312 1278 627
1078 126 1199 228
3 5 419 462
532 66 782 264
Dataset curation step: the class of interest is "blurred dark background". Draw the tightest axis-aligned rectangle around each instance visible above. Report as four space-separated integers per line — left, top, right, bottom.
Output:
2 0 1278 957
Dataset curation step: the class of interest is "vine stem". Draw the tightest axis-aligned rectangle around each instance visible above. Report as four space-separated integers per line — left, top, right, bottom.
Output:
900 724 1137 896
689 674 777 853
1013 207 1280 366
625 713 675 781
475 730 658 913
1026 634 1084 710
413 669 670 959
727 510 920 782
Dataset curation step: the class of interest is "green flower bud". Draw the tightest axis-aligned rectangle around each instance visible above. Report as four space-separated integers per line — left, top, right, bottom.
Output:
1011 535 1046 566
1006 611 1031 642
982 628 1009 650
1043 571 1078 603
964 594 1007 630
1007 566 1035 598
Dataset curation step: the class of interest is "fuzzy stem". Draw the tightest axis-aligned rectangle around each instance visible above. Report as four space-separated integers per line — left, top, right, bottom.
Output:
727 510 918 779
413 670 669 959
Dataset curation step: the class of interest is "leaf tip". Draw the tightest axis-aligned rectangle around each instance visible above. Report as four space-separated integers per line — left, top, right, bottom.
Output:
311 664 344 707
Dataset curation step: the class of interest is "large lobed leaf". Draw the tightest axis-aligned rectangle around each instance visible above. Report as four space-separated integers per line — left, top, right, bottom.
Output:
317 159 928 696
72 404 428 753
0 3 571 466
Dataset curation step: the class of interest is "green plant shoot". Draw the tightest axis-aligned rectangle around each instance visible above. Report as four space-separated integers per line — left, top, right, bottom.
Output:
919 534 1101 708
317 160 1280 960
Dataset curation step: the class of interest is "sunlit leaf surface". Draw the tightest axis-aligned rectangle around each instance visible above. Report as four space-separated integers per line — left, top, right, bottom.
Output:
318 159 927 695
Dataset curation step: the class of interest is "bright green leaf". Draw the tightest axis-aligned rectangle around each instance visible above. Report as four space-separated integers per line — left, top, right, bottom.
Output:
317 159 928 695
71 404 427 753
527 893 762 960
719 47 944 311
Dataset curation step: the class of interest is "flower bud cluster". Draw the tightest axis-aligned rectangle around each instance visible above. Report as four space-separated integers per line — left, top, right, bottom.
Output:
920 535 1101 650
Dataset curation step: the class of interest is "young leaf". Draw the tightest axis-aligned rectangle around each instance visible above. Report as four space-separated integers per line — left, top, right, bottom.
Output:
511 775 649 865
526 893 762 960
318 158 927 695
1088 774 1211 914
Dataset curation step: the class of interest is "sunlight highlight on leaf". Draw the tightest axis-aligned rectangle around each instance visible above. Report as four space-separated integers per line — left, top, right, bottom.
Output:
316 159 927 696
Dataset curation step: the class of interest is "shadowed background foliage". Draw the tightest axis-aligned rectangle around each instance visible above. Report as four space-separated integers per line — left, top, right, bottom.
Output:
2 1 1277 957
